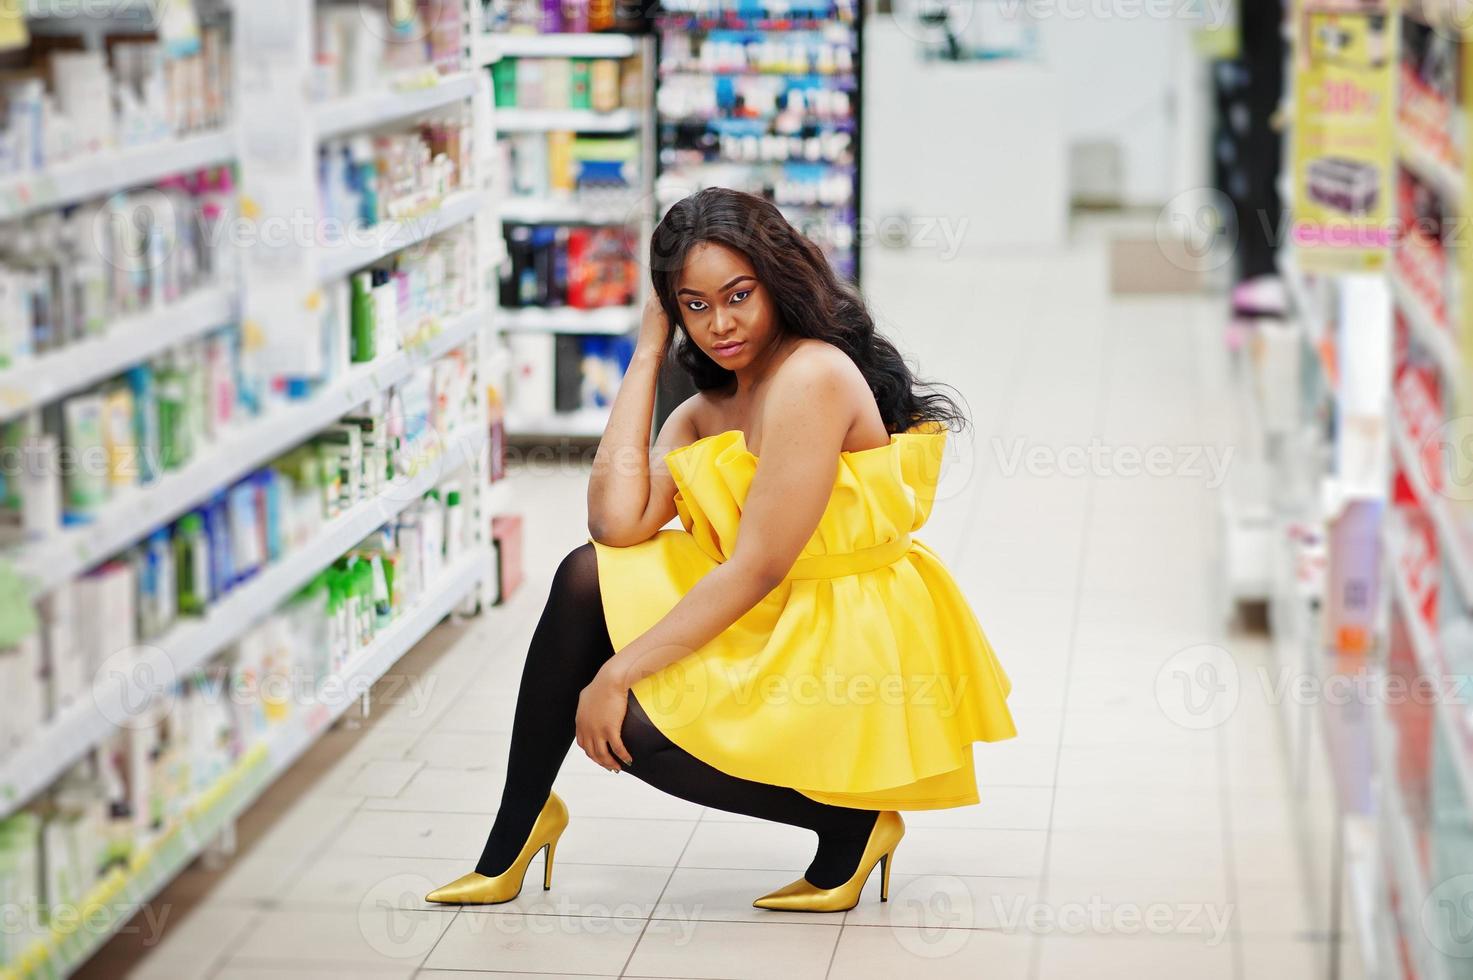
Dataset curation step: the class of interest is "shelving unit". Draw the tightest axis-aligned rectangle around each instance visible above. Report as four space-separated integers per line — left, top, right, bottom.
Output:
1 546 489 978
500 192 645 224
0 4 516 976
495 106 641 132
0 130 236 222
0 287 238 423
487 31 639 60
312 71 481 139
2 307 486 597
653 0 863 282
488 31 655 440
498 304 639 334
0 424 487 817
316 190 485 281
1372 5 1473 979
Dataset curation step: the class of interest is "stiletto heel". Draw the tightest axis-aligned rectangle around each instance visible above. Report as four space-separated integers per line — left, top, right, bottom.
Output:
752 811 905 913
542 839 557 890
425 792 570 905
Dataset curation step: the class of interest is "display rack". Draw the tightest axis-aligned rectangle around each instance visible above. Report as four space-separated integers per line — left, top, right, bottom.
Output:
1374 6 1473 979
0 130 237 222
0 546 489 979
0 3 515 976
652 0 863 282
1236 7 1400 977
487 29 656 440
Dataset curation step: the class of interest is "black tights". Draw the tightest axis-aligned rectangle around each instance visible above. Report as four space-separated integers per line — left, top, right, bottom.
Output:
474 543 881 889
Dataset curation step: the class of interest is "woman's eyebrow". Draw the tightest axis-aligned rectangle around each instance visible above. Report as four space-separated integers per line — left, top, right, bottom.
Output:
678 275 755 297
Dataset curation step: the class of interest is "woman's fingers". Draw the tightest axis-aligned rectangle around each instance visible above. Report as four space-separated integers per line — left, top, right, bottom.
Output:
591 738 620 772
608 728 633 769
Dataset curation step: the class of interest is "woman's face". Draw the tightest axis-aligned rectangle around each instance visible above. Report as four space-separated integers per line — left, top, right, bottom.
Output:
673 241 781 372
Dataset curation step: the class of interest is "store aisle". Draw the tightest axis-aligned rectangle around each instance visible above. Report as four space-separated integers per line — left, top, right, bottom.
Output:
92 232 1335 980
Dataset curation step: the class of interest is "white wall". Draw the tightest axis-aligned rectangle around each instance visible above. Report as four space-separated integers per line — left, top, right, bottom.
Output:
862 18 1069 251
1031 13 1209 207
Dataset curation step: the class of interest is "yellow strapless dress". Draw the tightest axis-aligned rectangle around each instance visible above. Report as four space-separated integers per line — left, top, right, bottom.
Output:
590 425 1016 810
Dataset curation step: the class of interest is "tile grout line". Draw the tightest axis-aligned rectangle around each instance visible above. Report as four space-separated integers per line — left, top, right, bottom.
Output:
1027 246 1113 980
617 813 703 979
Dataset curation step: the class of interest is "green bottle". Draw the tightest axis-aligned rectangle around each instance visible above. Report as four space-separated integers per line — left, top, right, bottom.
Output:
174 513 211 616
350 272 376 363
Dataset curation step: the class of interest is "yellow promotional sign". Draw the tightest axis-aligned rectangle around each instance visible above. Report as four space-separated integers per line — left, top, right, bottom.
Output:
0 1 27 53
1291 3 1396 273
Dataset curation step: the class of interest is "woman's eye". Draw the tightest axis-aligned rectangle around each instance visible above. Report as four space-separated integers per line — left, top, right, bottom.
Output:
685 300 708 312
730 290 750 303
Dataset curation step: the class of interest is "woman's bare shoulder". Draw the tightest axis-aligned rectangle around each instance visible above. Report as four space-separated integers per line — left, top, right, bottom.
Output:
660 390 727 444
771 340 871 404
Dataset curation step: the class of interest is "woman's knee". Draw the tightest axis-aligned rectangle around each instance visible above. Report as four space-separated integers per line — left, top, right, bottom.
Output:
550 542 600 606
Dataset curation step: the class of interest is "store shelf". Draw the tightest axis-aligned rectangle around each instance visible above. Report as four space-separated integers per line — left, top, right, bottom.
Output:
0 287 238 423
494 108 639 133
0 423 487 819
505 406 610 438
659 67 858 87
1344 817 1397 980
0 130 235 223
498 305 638 334
656 14 851 31
1 547 488 977
1278 246 1327 347
1390 411 1473 609
3 307 485 598
1386 522 1473 814
313 73 479 139
499 194 644 224
1398 134 1463 207
1389 266 1462 385
1386 526 1445 679
23 0 155 13
482 32 639 61
1373 703 1449 980
316 191 482 281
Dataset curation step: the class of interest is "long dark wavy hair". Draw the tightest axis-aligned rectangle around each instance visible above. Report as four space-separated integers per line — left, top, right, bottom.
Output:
649 187 968 435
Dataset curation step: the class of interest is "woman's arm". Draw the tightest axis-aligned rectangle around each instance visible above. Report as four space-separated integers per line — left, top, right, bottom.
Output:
587 294 696 545
575 348 858 771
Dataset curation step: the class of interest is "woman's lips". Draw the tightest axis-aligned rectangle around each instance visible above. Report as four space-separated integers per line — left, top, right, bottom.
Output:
712 341 746 359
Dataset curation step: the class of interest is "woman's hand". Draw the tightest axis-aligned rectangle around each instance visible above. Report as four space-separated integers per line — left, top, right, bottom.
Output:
575 664 634 772
636 292 672 361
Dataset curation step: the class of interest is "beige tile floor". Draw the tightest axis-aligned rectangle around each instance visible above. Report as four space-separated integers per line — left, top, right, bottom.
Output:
82 232 1347 979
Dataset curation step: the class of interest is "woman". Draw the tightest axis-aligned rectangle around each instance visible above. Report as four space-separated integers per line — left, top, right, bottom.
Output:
426 187 1016 913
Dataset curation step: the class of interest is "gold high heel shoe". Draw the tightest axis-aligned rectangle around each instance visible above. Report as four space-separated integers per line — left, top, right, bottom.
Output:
425 791 569 904
752 811 904 913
